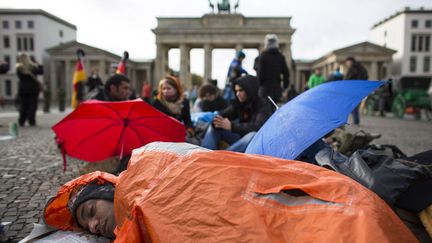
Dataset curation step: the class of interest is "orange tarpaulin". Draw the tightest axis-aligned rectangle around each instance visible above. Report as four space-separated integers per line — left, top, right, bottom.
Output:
45 142 416 242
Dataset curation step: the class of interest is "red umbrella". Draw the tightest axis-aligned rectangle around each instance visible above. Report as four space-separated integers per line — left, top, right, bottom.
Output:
53 99 185 170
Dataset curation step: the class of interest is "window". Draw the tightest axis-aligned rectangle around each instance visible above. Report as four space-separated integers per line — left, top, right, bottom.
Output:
411 35 417 52
418 35 424 52
426 36 431 52
3 36 10 48
2 21 8 29
4 55 10 63
16 35 34 52
28 20 34 29
424 56 431 72
29 37 34 51
15 20 21 29
23 37 28 51
410 56 417 73
426 20 432 28
412 20 418 28
59 30 63 38
5 79 12 96
17 37 22 51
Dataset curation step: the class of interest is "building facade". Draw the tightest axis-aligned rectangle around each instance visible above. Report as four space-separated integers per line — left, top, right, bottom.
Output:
47 41 153 102
153 14 295 89
0 8 77 101
294 42 396 91
370 7 432 79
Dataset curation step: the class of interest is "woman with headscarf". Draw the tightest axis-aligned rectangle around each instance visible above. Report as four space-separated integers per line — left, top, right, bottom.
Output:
152 76 194 137
15 53 43 126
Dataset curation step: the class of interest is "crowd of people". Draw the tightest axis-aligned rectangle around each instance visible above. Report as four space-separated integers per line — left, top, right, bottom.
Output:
4 34 432 242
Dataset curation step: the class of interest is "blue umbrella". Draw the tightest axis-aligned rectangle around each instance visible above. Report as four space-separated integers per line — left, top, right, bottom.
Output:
245 80 385 160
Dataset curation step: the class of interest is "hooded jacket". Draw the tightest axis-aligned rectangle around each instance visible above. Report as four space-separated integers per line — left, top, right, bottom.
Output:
44 142 416 242
219 75 273 136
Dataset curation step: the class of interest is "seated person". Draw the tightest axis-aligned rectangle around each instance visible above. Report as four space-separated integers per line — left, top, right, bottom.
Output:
201 75 272 152
44 142 416 242
198 83 228 112
152 76 194 136
86 74 130 101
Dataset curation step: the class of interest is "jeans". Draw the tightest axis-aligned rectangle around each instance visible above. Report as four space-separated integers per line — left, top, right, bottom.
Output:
226 132 257 152
351 105 360 125
201 126 256 153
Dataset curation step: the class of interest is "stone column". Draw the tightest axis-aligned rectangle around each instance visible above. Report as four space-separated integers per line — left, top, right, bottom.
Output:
204 44 212 82
50 60 57 100
386 62 392 80
235 43 244 52
99 60 106 81
370 61 378 80
65 59 71 103
280 42 294 87
180 44 191 89
155 43 167 84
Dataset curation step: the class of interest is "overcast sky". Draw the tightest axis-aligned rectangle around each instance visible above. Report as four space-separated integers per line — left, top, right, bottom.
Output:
1 0 430 86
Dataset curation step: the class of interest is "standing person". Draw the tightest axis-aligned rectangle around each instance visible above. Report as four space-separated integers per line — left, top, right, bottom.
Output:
327 67 344 81
86 69 103 92
223 50 247 101
87 74 130 101
256 34 290 102
152 76 194 137
15 53 43 126
345 57 369 126
307 68 326 89
201 75 272 152
141 81 152 103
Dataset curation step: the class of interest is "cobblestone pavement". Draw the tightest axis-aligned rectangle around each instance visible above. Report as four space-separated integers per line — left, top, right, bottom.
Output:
0 108 431 242
0 109 85 242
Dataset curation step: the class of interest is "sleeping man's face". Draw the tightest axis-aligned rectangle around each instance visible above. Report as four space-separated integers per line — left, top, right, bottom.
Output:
75 199 116 239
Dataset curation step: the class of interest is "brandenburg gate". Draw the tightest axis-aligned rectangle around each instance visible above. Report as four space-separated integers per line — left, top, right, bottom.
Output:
152 12 295 88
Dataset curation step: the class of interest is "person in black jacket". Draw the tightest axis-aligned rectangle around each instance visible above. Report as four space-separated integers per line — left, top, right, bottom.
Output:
256 34 290 103
345 57 369 126
15 53 43 126
201 75 273 152
152 76 194 137
198 83 228 112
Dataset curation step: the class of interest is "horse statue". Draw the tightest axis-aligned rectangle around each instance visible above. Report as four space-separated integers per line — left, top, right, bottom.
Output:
208 0 240 14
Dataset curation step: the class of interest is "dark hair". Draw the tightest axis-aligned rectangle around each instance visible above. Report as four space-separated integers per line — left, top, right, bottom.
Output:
105 74 129 91
345 57 356 63
199 83 218 98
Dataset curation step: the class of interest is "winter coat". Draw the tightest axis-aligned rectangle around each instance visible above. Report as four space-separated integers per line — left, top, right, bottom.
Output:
256 48 290 101
307 74 326 88
227 58 247 83
220 75 273 136
44 142 416 242
200 95 228 112
16 64 43 95
86 76 103 92
345 62 369 80
152 98 193 129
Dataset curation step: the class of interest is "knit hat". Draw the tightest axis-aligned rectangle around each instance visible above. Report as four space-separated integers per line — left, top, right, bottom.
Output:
236 50 246 59
68 182 115 224
264 34 279 49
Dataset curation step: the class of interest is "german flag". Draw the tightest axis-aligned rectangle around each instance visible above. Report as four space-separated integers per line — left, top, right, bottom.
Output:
116 51 129 75
71 49 86 108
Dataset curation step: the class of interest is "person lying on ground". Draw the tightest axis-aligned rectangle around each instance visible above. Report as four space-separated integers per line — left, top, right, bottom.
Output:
44 142 416 242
